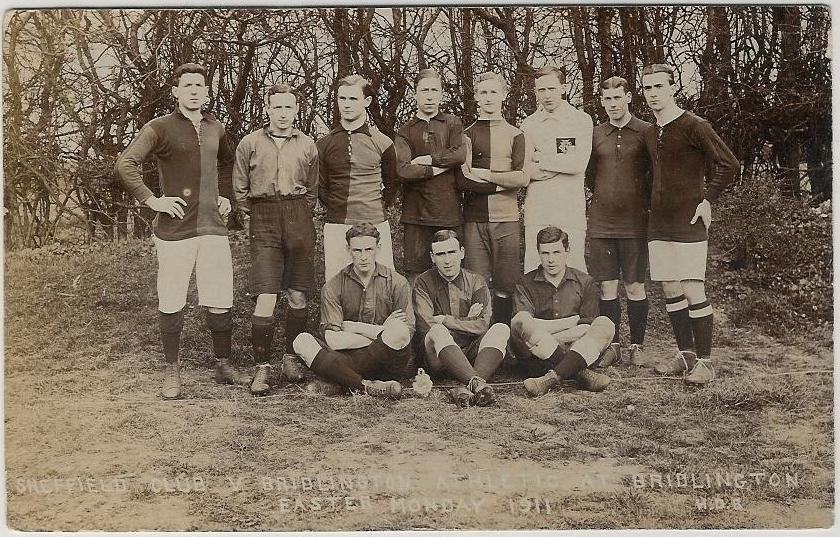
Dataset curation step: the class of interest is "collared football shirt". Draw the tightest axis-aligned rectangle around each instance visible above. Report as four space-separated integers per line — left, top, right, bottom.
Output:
316 123 397 225
461 118 525 223
394 112 466 226
643 111 738 242
521 102 593 230
233 127 319 209
588 115 653 238
115 110 234 241
319 262 415 338
513 266 599 325
413 267 492 348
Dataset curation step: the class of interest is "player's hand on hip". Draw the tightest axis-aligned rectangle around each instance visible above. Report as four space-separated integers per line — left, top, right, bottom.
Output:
217 196 232 217
146 196 186 219
690 199 712 230
430 315 446 325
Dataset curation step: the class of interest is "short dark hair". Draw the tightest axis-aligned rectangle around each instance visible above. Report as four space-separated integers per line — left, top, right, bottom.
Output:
265 83 299 105
172 63 207 86
601 76 631 93
338 74 375 98
536 226 569 250
346 223 380 244
476 71 508 91
641 63 675 85
430 229 460 250
534 66 566 85
414 68 442 88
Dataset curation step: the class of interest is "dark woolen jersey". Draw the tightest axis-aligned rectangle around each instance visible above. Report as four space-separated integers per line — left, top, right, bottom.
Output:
394 113 466 226
513 266 599 325
115 110 234 241
644 111 738 242
461 119 525 223
588 116 653 238
316 124 397 225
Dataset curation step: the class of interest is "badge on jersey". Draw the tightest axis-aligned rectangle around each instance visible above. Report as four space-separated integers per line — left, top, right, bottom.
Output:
556 137 576 153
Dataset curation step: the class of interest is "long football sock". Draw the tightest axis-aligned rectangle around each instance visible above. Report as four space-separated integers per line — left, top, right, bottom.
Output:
599 298 621 343
309 348 363 390
159 310 184 363
251 314 275 365
438 345 477 384
552 350 588 381
284 306 308 354
665 295 694 351
627 297 649 345
689 301 714 358
473 347 504 380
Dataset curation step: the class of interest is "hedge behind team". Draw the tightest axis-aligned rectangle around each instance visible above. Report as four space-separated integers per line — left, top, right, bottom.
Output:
115 62 737 402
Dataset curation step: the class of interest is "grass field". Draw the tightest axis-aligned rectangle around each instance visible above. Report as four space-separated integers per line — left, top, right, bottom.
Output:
4 232 834 531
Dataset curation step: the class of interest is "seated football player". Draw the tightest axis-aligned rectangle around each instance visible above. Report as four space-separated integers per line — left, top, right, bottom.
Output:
413 229 510 407
292 223 413 398
511 226 618 396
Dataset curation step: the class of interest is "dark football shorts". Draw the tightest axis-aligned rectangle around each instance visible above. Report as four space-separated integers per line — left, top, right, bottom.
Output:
249 196 315 295
342 336 413 380
588 237 648 284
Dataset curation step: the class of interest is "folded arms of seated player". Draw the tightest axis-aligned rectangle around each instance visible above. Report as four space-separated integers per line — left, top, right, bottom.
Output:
414 280 491 336
325 310 409 350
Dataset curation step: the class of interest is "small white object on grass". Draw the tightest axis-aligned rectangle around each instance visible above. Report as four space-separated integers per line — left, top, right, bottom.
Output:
412 368 433 397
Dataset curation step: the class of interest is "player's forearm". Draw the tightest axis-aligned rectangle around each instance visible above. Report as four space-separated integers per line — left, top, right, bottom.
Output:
553 324 589 343
431 143 467 168
538 153 589 175
476 168 529 188
442 315 488 336
534 315 581 334
341 321 385 340
325 330 374 350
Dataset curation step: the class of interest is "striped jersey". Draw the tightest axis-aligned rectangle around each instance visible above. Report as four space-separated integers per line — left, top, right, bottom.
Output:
459 119 526 223
114 110 234 241
316 123 397 225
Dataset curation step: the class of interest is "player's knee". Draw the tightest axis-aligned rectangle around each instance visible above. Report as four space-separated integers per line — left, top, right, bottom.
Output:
600 280 619 300
624 282 646 300
682 280 707 304
510 311 534 335
292 332 322 365
426 324 455 354
254 294 277 317
286 289 307 310
661 280 683 298
205 308 232 332
382 319 411 350
590 315 616 342
511 311 535 340
483 322 510 351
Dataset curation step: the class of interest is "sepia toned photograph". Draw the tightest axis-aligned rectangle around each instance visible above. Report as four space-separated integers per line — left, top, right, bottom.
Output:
3 5 834 532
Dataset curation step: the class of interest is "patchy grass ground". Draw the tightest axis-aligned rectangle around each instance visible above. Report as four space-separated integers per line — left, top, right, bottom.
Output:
4 232 834 530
